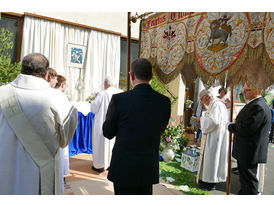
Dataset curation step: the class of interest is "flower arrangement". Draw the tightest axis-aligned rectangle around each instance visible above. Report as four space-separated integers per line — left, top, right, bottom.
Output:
85 92 98 103
185 126 195 134
160 120 190 152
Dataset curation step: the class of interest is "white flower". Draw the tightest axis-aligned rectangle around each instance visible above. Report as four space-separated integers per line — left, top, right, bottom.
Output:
178 185 190 192
166 177 175 182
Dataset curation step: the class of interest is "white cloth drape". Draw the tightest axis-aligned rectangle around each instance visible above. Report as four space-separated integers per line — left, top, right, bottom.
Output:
21 16 121 101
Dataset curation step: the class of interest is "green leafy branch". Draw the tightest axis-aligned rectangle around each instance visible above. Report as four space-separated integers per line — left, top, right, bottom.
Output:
0 27 21 85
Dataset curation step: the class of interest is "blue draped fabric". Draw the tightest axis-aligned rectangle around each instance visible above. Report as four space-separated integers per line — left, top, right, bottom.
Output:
69 112 95 156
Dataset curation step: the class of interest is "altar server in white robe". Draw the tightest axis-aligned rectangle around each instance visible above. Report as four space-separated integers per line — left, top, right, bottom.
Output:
90 76 123 172
195 89 229 191
0 53 78 195
47 70 68 193
54 74 70 193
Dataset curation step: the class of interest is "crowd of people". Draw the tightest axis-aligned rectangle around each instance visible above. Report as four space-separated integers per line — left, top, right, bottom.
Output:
0 52 273 195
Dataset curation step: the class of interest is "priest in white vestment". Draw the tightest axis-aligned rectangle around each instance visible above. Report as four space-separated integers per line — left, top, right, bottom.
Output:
0 53 78 195
195 89 229 191
90 76 122 172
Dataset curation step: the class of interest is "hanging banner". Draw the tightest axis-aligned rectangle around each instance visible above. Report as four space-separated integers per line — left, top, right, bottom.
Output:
264 12 274 64
139 12 274 88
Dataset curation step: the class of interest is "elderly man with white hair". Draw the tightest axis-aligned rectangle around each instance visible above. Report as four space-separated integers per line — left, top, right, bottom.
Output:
194 89 229 191
90 76 123 172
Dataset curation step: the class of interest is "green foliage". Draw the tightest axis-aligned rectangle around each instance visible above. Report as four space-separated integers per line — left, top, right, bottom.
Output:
159 160 209 195
150 75 178 106
262 90 273 107
119 72 178 107
150 75 168 95
185 99 193 105
119 72 133 91
0 27 21 85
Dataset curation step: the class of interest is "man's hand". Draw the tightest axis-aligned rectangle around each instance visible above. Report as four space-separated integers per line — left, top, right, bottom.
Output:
201 102 208 110
193 116 200 122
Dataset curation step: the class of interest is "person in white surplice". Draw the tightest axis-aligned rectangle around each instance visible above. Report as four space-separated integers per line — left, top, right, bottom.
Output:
90 76 122 172
0 53 78 195
194 89 229 191
47 70 69 194
54 74 70 193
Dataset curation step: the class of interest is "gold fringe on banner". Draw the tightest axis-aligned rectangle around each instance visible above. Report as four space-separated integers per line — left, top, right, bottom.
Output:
184 44 273 89
149 43 274 88
152 52 197 84
180 52 197 82
152 60 183 84
227 44 274 89
191 50 246 89
261 45 274 83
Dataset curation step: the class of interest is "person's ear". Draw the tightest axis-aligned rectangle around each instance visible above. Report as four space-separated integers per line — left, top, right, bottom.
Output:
44 71 49 81
130 72 135 81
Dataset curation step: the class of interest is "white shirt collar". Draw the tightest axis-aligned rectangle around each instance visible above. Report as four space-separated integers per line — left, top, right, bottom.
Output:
245 96 261 105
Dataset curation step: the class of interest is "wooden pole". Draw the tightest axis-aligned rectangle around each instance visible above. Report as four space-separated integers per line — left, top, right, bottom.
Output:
126 12 131 91
226 85 234 195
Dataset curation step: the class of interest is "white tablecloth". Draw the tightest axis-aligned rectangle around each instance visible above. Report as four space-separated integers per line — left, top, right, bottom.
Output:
71 101 91 116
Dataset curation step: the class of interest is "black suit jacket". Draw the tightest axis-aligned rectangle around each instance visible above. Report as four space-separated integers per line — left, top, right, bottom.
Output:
228 97 271 166
103 83 171 187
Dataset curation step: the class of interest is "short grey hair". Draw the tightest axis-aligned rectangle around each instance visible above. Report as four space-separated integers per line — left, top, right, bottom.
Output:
104 76 115 86
199 89 213 100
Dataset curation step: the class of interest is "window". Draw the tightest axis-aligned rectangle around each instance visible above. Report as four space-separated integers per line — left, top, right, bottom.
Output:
0 13 23 63
119 37 139 89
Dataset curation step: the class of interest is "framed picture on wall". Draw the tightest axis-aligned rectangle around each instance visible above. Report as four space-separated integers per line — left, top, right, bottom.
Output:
67 43 86 68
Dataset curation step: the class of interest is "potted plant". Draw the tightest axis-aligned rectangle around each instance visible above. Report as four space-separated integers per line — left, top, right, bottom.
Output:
185 99 193 108
160 121 192 162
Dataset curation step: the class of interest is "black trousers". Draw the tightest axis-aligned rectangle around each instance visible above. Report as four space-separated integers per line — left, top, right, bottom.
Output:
237 161 258 195
113 184 153 195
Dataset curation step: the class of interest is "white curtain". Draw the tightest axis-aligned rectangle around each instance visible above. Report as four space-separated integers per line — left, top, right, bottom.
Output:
21 16 121 101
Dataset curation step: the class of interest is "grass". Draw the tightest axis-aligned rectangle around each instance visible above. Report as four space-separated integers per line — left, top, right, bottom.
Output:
159 160 210 195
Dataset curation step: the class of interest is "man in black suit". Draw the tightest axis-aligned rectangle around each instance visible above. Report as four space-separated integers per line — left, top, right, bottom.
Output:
103 58 171 195
227 82 271 195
